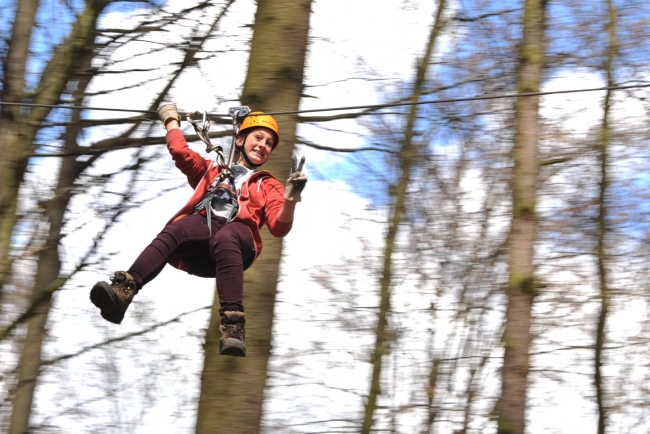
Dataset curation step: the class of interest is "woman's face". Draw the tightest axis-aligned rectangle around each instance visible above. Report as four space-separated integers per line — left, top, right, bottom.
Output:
237 127 275 168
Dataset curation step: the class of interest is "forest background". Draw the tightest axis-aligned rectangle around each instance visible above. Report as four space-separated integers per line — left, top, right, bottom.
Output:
2 0 650 433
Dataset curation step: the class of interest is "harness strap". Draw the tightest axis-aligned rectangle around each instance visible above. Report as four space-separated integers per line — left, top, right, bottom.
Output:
235 133 263 169
195 177 239 238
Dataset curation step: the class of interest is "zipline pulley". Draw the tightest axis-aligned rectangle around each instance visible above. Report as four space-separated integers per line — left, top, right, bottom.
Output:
226 106 251 170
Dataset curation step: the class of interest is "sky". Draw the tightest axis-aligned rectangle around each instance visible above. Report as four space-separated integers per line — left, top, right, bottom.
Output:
5 0 650 433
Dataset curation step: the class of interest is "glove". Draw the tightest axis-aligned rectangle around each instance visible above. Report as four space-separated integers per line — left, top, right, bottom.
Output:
284 155 307 202
157 103 181 129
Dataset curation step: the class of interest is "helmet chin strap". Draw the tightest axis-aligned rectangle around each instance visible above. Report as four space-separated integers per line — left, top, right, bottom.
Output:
236 133 263 169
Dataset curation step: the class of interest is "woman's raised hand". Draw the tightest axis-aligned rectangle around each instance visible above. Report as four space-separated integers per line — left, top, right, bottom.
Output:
284 156 307 202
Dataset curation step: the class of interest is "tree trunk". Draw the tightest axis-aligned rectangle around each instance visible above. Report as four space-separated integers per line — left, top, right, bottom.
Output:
494 1 547 433
595 1 617 433
0 0 40 299
361 2 447 433
195 1 313 433
0 0 107 298
7 2 106 430
8 156 83 434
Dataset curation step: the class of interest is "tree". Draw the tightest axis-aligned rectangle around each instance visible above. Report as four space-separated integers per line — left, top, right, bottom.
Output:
593 2 619 434
360 1 447 433
3 2 111 431
0 0 108 300
494 0 547 432
195 0 314 432
0 0 39 297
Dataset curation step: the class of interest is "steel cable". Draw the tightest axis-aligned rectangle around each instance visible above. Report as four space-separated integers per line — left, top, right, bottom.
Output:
1 83 648 118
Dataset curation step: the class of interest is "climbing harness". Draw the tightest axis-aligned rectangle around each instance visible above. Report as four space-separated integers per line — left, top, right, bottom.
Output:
188 107 252 238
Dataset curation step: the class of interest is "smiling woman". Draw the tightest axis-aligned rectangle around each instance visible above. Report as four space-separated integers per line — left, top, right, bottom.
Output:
89 104 307 357
234 111 280 168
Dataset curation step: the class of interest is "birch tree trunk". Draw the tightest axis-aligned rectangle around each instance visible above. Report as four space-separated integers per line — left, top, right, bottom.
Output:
195 1 313 432
494 1 547 433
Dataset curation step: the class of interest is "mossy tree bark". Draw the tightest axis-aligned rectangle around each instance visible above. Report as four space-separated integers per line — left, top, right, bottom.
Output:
494 1 547 433
195 1 313 433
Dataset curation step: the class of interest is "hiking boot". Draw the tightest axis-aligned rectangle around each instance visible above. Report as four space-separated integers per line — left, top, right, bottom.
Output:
90 271 137 324
219 311 246 357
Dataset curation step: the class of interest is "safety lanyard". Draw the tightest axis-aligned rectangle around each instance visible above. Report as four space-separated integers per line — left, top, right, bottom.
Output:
187 107 252 237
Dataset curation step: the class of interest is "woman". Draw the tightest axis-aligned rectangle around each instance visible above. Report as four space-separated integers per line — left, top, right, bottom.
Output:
90 104 307 357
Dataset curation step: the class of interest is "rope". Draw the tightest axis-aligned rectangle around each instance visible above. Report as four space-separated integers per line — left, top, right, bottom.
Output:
1 83 648 118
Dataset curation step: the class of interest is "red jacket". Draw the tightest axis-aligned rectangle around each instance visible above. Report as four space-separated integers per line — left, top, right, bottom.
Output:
165 129 292 271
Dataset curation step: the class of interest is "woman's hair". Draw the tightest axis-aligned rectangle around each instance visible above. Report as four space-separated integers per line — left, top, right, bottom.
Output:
233 131 249 166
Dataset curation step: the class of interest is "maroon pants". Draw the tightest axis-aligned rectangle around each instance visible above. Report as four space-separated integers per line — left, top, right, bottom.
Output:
127 213 255 314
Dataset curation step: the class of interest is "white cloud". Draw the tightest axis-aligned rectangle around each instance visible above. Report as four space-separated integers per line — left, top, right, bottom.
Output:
305 0 443 113
542 69 606 137
541 68 649 139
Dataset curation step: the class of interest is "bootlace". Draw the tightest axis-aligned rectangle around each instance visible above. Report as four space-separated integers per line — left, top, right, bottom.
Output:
110 273 135 294
222 322 244 341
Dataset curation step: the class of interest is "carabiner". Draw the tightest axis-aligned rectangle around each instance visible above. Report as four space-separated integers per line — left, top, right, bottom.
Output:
186 111 226 166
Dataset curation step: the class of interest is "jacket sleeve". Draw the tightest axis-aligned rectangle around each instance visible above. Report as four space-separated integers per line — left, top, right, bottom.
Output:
264 178 293 237
166 128 210 189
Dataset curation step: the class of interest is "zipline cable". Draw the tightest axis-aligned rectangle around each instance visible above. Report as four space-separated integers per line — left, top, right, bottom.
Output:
1 83 648 118
267 83 650 116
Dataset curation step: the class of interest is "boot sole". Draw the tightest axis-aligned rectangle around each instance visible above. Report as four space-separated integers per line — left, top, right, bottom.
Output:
90 282 123 324
219 338 246 357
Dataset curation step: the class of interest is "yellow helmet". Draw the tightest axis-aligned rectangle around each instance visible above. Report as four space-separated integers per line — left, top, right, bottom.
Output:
239 112 280 149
